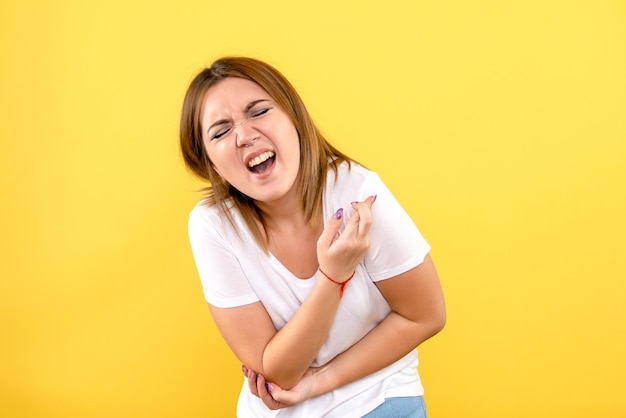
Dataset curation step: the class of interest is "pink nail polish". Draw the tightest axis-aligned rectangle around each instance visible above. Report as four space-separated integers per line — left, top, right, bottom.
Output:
335 208 343 219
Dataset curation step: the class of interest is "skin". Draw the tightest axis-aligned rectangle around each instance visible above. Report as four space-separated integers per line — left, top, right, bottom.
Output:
202 77 301 207
245 253 445 409
200 77 446 410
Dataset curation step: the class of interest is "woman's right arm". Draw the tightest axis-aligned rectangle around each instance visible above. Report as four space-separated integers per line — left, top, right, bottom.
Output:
208 276 341 390
200 197 376 390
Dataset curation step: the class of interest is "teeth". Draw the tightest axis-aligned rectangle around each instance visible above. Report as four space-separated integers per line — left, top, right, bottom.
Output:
248 151 275 168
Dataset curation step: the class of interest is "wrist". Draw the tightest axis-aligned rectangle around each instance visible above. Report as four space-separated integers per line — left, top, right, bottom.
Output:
318 268 355 299
311 363 338 398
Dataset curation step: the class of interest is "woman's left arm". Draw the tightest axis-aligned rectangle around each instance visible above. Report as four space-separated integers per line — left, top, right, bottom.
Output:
251 253 446 407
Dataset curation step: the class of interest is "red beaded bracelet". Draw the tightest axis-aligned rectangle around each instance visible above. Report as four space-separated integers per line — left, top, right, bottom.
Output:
318 268 356 299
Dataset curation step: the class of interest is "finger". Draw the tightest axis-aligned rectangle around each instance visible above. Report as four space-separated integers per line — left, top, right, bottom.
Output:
350 195 376 238
317 208 344 251
262 383 294 406
259 381 298 409
349 194 376 214
244 367 259 397
256 374 282 410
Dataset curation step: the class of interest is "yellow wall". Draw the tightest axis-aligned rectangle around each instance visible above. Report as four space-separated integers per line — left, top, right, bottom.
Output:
1 1 624 417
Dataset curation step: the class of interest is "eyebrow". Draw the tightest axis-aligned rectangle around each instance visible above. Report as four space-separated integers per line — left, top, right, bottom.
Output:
206 99 271 134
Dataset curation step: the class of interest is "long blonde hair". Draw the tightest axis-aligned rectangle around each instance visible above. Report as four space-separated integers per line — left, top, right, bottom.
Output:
180 56 353 250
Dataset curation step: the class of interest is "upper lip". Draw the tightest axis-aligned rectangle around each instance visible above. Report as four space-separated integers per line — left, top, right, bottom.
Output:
244 148 275 167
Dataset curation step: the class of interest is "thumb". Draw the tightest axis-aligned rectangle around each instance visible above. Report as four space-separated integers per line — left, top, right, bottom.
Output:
265 383 299 406
317 208 344 251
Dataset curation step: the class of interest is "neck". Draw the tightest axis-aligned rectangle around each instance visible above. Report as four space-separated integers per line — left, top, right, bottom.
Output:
257 195 309 231
255 182 324 238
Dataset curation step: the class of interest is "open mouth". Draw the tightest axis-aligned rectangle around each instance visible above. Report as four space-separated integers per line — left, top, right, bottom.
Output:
248 151 276 174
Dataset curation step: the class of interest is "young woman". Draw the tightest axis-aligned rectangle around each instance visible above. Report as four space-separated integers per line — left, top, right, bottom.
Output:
180 56 446 417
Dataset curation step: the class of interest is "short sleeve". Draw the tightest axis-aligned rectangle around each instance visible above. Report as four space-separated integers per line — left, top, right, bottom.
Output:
358 172 431 281
187 204 260 308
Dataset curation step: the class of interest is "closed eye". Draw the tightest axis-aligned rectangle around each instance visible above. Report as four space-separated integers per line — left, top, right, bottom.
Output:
212 125 231 140
208 104 272 140
251 107 271 118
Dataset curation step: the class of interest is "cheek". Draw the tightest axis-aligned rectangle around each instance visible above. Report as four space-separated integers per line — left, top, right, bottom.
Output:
203 141 223 165
279 122 300 150
204 144 238 179
202 147 222 175
290 130 302 156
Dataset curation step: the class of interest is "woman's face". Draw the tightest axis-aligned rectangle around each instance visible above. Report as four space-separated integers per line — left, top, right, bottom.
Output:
201 77 301 204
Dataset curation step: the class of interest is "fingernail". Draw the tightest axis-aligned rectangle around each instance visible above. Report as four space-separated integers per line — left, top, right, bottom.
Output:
266 382 273 392
241 365 246 375
257 373 262 381
372 194 377 203
335 208 343 219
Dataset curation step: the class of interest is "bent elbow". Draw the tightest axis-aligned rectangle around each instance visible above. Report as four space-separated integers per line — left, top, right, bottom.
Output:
261 358 301 390
432 302 447 334
421 308 446 341
433 311 446 335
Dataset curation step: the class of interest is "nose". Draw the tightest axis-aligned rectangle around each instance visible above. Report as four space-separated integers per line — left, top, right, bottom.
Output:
234 118 258 147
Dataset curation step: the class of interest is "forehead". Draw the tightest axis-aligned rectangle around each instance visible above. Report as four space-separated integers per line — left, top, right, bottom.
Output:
201 77 271 120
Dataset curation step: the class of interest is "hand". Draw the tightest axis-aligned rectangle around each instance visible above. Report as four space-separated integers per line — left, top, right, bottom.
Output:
317 195 376 282
242 365 319 410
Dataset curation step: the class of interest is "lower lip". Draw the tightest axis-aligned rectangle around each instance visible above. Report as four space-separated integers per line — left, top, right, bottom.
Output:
250 157 276 179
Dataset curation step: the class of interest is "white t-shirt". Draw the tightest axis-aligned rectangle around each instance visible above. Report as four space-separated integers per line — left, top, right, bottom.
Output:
188 162 431 417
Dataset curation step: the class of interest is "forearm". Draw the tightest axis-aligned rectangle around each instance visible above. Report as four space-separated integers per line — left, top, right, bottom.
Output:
262 275 343 388
214 201 375 392
314 310 445 396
